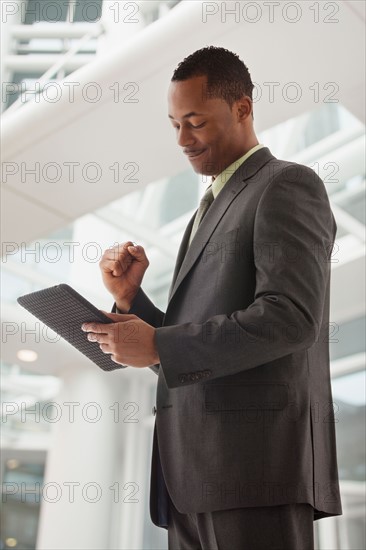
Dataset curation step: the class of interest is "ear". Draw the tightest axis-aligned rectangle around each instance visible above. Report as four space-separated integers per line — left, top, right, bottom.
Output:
235 96 252 122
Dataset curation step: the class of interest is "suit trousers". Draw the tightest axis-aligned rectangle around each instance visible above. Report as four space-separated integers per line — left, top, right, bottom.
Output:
167 496 314 550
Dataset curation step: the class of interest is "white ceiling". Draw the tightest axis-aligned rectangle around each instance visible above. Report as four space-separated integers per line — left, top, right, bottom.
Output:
1 0 365 375
1 0 365 244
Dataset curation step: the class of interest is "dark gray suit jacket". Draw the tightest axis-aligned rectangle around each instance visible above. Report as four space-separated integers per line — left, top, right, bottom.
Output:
115 147 342 526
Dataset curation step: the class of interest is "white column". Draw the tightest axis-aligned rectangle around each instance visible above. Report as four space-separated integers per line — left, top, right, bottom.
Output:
36 364 120 550
118 378 151 550
317 516 339 550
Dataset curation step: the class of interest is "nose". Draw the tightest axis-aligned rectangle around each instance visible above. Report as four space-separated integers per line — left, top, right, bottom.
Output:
177 125 195 148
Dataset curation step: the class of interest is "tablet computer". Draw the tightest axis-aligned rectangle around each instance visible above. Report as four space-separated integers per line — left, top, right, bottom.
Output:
17 283 126 371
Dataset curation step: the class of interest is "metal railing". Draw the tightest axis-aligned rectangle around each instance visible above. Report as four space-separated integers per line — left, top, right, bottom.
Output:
4 22 105 115
2 1 182 115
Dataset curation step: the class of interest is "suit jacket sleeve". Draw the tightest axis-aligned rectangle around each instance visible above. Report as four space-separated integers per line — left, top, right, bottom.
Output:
155 165 337 389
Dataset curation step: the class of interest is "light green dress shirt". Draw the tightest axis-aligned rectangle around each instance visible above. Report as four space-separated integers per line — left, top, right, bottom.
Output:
211 143 264 198
187 144 264 248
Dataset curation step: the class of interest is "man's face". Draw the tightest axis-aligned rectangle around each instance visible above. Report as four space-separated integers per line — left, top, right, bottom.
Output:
168 75 245 177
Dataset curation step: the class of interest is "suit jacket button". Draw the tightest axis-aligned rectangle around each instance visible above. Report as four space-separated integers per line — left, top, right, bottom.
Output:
152 406 157 416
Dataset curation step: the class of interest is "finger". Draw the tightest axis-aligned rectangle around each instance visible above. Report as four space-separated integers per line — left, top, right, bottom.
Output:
103 250 133 264
111 355 125 364
105 242 135 262
100 246 133 267
126 245 147 263
100 258 131 277
99 343 112 354
101 257 128 269
81 322 111 334
100 311 137 322
107 241 134 253
86 332 110 344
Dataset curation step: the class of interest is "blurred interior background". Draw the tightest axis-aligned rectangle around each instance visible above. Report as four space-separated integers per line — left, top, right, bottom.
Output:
1 1 365 549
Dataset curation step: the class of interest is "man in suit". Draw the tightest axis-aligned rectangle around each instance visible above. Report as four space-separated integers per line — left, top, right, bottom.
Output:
82 47 342 549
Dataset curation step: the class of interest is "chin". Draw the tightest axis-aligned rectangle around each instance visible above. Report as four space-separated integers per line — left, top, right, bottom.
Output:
191 160 216 177
194 168 214 177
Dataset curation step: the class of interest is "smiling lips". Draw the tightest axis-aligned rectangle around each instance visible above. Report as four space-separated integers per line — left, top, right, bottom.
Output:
184 149 206 159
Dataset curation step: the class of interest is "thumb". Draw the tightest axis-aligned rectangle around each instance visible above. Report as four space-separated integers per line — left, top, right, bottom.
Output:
127 244 144 256
100 311 137 322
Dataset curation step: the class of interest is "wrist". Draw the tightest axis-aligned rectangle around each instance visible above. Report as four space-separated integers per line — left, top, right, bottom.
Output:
115 287 140 313
115 298 131 313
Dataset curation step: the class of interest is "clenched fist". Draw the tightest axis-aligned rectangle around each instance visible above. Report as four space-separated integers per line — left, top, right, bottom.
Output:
99 241 149 312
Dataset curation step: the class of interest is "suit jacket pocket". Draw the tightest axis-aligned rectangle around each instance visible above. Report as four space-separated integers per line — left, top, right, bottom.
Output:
204 383 289 411
201 227 240 259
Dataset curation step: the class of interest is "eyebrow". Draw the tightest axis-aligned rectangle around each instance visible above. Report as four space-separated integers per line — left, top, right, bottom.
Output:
168 111 205 120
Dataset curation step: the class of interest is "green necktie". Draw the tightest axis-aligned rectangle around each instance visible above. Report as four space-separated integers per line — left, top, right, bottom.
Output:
188 184 214 247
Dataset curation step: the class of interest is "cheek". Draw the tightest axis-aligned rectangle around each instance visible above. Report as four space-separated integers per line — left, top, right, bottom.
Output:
206 131 229 152
211 124 230 145
202 121 233 154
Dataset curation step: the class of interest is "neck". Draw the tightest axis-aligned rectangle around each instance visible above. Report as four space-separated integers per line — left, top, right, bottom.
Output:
212 139 260 179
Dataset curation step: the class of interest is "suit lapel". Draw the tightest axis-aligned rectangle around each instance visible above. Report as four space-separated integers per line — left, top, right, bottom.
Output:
167 147 275 306
167 211 196 301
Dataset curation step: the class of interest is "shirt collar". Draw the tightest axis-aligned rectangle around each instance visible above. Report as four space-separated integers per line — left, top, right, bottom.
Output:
211 144 265 198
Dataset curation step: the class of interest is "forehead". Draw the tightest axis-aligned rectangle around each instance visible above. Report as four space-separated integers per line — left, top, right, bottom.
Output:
168 76 207 109
168 76 227 119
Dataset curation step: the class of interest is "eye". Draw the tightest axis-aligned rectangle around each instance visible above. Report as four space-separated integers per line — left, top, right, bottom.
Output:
191 122 206 129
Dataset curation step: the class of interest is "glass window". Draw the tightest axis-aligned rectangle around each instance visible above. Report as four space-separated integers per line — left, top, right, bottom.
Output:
1 459 45 550
332 370 366 481
24 0 103 24
330 316 366 361
158 170 199 225
24 0 69 24
73 0 103 23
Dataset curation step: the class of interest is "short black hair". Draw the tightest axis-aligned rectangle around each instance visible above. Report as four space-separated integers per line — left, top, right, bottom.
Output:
171 46 254 109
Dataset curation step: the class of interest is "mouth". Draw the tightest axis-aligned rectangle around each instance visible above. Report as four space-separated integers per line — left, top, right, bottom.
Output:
184 149 206 159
